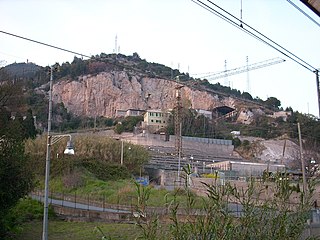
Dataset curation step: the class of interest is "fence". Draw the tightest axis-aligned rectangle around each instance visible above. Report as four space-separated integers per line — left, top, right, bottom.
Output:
31 189 245 217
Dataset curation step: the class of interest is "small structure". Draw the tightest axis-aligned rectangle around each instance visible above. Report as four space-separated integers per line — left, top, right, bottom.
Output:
143 109 170 133
231 130 240 136
116 109 145 117
268 111 292 122
207 160 285 177
195 109 212 119
126 109 145 117
115 109 127 117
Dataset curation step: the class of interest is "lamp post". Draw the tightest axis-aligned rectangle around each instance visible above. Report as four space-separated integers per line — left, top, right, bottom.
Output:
120 139 131 166
190 155 194 171
42 66 75 240
211 160 215 174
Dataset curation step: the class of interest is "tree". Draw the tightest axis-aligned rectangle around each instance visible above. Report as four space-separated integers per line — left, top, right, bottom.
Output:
21 109 37 139
241 91 253 100
0 120 34 238
264 97 281 109
0 73 34 238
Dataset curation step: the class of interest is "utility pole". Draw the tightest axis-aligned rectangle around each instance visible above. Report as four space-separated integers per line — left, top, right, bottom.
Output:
174 84 183 181
281 139 287 165
120 139 124 166
298 122 307 202
316 70 320 117
42 66 53 240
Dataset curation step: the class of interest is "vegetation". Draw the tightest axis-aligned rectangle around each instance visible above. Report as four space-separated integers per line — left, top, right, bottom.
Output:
114 116 144 134
25 135 149 179
17 221 140 240
2 53 320 239
133 168 314 240
0 81 35 238
4 197 55 238
167 108 230 139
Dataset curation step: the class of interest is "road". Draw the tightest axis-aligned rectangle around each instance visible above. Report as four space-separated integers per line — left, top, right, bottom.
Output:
31 194 131 214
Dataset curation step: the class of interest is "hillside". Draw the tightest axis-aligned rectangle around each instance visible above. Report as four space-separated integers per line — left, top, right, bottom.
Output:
1 53 320 156
28 53 279 120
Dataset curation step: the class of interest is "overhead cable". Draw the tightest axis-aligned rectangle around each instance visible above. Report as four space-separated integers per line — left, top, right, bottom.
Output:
0 30 91 59
207 0 317 71
287 0 320 28
192 0 317 73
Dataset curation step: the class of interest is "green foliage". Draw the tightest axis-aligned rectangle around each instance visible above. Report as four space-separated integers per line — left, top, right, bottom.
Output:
83 160 130 181
26 135 150 180
134 172 313 240
0 120 34 238
93 226 112 240
134 182 160 240
241 91 253 100
232 137 242 148
167 108 219 138
115 116 144 133
264 96 281 109
21 109 37 139
3 198 54 238
114 123 125 134
18 221 140 240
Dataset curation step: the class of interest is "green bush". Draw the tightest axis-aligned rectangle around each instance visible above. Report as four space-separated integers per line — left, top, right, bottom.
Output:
3 197 55 237
232 137 241 148
83 160 131 181
114 123 124 134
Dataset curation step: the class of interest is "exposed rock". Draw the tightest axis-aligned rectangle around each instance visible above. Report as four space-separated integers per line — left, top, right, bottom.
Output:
52 71 240 118
237 137 300 167
259 139 299 166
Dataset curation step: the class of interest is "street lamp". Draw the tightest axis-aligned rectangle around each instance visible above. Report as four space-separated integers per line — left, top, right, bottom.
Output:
120 139 131 166
211 160 215 173
42 66 75 240
190 155 194 171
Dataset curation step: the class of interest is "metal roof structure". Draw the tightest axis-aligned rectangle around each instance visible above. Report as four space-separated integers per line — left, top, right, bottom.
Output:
301 0 320 17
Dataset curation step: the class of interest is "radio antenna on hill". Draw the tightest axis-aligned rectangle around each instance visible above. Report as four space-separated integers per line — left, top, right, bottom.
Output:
114 35 118 54
224 60 228 86
246 56 250 93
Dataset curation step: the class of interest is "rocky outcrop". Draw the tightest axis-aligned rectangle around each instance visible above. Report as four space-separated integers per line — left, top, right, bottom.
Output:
52 71 238 118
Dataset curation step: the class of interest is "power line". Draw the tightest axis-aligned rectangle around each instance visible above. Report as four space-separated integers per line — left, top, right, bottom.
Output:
286 0 320 28
192 0 318 73
0 30 91 59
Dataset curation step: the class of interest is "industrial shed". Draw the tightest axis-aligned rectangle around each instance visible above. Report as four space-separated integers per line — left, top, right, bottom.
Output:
208 160 286 177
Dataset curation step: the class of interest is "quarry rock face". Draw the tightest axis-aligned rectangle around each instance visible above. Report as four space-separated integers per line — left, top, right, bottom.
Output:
52 71 238 118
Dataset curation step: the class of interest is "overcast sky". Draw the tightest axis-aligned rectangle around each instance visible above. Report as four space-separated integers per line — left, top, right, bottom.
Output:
1 0 319 116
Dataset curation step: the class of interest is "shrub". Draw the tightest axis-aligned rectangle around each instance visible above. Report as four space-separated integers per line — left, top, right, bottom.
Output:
3 197 55 237
82 160 131 181
232 137 242 148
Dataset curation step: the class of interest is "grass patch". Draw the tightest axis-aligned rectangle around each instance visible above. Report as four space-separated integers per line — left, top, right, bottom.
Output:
36 167 205 208
16 220 140 240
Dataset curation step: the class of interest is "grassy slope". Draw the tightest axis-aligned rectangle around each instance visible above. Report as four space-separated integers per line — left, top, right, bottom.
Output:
17 221 140 240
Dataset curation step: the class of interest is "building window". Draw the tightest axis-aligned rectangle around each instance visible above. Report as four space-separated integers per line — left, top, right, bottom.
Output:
151 120 154 122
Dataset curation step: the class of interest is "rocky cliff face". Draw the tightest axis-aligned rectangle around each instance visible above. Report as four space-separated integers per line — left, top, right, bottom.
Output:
52 71 238 118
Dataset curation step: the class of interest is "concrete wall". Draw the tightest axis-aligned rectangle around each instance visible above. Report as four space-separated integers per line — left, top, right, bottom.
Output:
52 205 133 223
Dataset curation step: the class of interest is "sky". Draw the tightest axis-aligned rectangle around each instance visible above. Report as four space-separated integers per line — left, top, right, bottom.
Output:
0 0 320 116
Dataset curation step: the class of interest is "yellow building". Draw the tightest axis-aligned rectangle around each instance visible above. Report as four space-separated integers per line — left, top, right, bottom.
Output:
143 109 170 132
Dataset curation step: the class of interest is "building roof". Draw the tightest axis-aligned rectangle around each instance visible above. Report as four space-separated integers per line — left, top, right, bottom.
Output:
207 160 285 168
301 0 320 17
